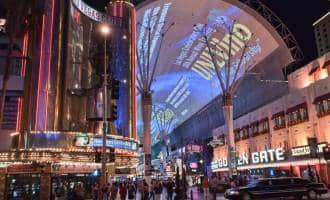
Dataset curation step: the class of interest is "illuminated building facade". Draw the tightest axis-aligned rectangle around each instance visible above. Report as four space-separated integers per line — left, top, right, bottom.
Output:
0 33 25 150
313 11 330 56
0 0 138 199
18 0 137 138
211 53 330 184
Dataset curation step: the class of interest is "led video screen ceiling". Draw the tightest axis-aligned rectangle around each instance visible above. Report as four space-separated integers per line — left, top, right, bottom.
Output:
136 0 290 143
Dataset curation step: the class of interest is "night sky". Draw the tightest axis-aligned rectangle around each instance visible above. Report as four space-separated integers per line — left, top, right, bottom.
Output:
1 0 328 63
86 0 329 64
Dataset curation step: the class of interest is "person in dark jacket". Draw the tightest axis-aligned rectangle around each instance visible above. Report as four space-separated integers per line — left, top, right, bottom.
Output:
166 179 174 200
128 182 136 200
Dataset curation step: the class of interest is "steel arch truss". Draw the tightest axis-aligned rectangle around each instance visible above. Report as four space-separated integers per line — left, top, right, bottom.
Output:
239 0 304 61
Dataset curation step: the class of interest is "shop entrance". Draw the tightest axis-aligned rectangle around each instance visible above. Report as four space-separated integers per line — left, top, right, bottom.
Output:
51 173 100 200
6 173 41 200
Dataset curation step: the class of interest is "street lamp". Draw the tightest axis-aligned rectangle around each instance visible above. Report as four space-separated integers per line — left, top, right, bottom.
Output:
100 24 110 185
100 24 111 35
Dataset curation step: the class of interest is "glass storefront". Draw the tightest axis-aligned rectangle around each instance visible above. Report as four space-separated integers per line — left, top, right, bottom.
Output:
51 173 100 200
6 174 41 200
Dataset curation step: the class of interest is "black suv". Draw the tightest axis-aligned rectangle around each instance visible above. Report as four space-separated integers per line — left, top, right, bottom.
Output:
224 177 328 200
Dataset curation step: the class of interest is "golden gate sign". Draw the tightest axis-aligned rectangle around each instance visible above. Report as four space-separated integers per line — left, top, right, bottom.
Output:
211 148 285 170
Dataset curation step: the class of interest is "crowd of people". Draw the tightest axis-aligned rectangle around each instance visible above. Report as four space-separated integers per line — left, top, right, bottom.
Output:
89 178 176 200
53 172 321 200
52 175 246 200
52 178 178 200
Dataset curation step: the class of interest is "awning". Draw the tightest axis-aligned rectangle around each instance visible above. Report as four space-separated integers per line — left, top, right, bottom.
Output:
322 60 330 68
308 65 320 75
313 92 330 104
271 111 285 119
259 117 269 123
234 128 241 132
241 125 249 130
249 121 259 127
286 102 307 114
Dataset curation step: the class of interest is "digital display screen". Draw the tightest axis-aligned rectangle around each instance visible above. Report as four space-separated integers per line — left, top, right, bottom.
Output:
75 136 138 151
137 0 281 141
190 162 198 169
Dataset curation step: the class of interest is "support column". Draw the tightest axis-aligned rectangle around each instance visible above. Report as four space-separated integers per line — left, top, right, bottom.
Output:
142 92 152 180
160 130 168 175
222 93 236 178
39 164 52 200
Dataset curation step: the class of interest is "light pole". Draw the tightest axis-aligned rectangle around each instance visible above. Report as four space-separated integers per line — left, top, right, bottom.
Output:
100 24 110 185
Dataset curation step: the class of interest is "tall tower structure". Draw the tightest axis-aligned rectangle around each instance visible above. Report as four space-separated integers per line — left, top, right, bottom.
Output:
106 0 137 139
313 11 330 56
18 0 137 139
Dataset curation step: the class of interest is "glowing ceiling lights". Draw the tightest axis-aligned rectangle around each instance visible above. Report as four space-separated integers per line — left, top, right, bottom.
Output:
165 76 190 109
137 2 172 69
136 1 280 140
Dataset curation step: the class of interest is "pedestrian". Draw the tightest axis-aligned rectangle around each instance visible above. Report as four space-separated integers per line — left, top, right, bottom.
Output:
73 183 84 200
154 180 162 200
230 178 236 188
128 182 136 200
119 183 127 200
166 178 174 200
209 175 219 200
203 177 209 200
110 183 117 200
142 179 149 200
101 184 108 200
150 179 155 200
92 183 99 200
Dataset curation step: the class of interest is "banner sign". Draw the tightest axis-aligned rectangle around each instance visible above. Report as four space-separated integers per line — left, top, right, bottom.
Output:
72 0 122 27
211 148 285 170
291 143 327 157
75 136 138 151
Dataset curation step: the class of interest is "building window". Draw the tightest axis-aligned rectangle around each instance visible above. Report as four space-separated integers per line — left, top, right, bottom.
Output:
250 121 259 137
272 111 286 130
258 118 269 134
287 103 309 126
0 58 22 76
313 93 330 117
240 126 249 140
234 129 241 142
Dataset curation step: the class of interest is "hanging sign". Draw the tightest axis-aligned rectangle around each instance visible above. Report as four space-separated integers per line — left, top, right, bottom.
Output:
71 0 122 27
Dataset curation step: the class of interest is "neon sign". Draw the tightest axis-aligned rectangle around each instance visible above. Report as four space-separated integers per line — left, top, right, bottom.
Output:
212 148 285 170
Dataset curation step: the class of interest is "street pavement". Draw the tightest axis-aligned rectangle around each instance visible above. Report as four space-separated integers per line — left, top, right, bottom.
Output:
109 186 330 200
187 187 330 200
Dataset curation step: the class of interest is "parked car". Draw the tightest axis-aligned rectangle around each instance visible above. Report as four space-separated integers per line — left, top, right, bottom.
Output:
224 177 328 200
